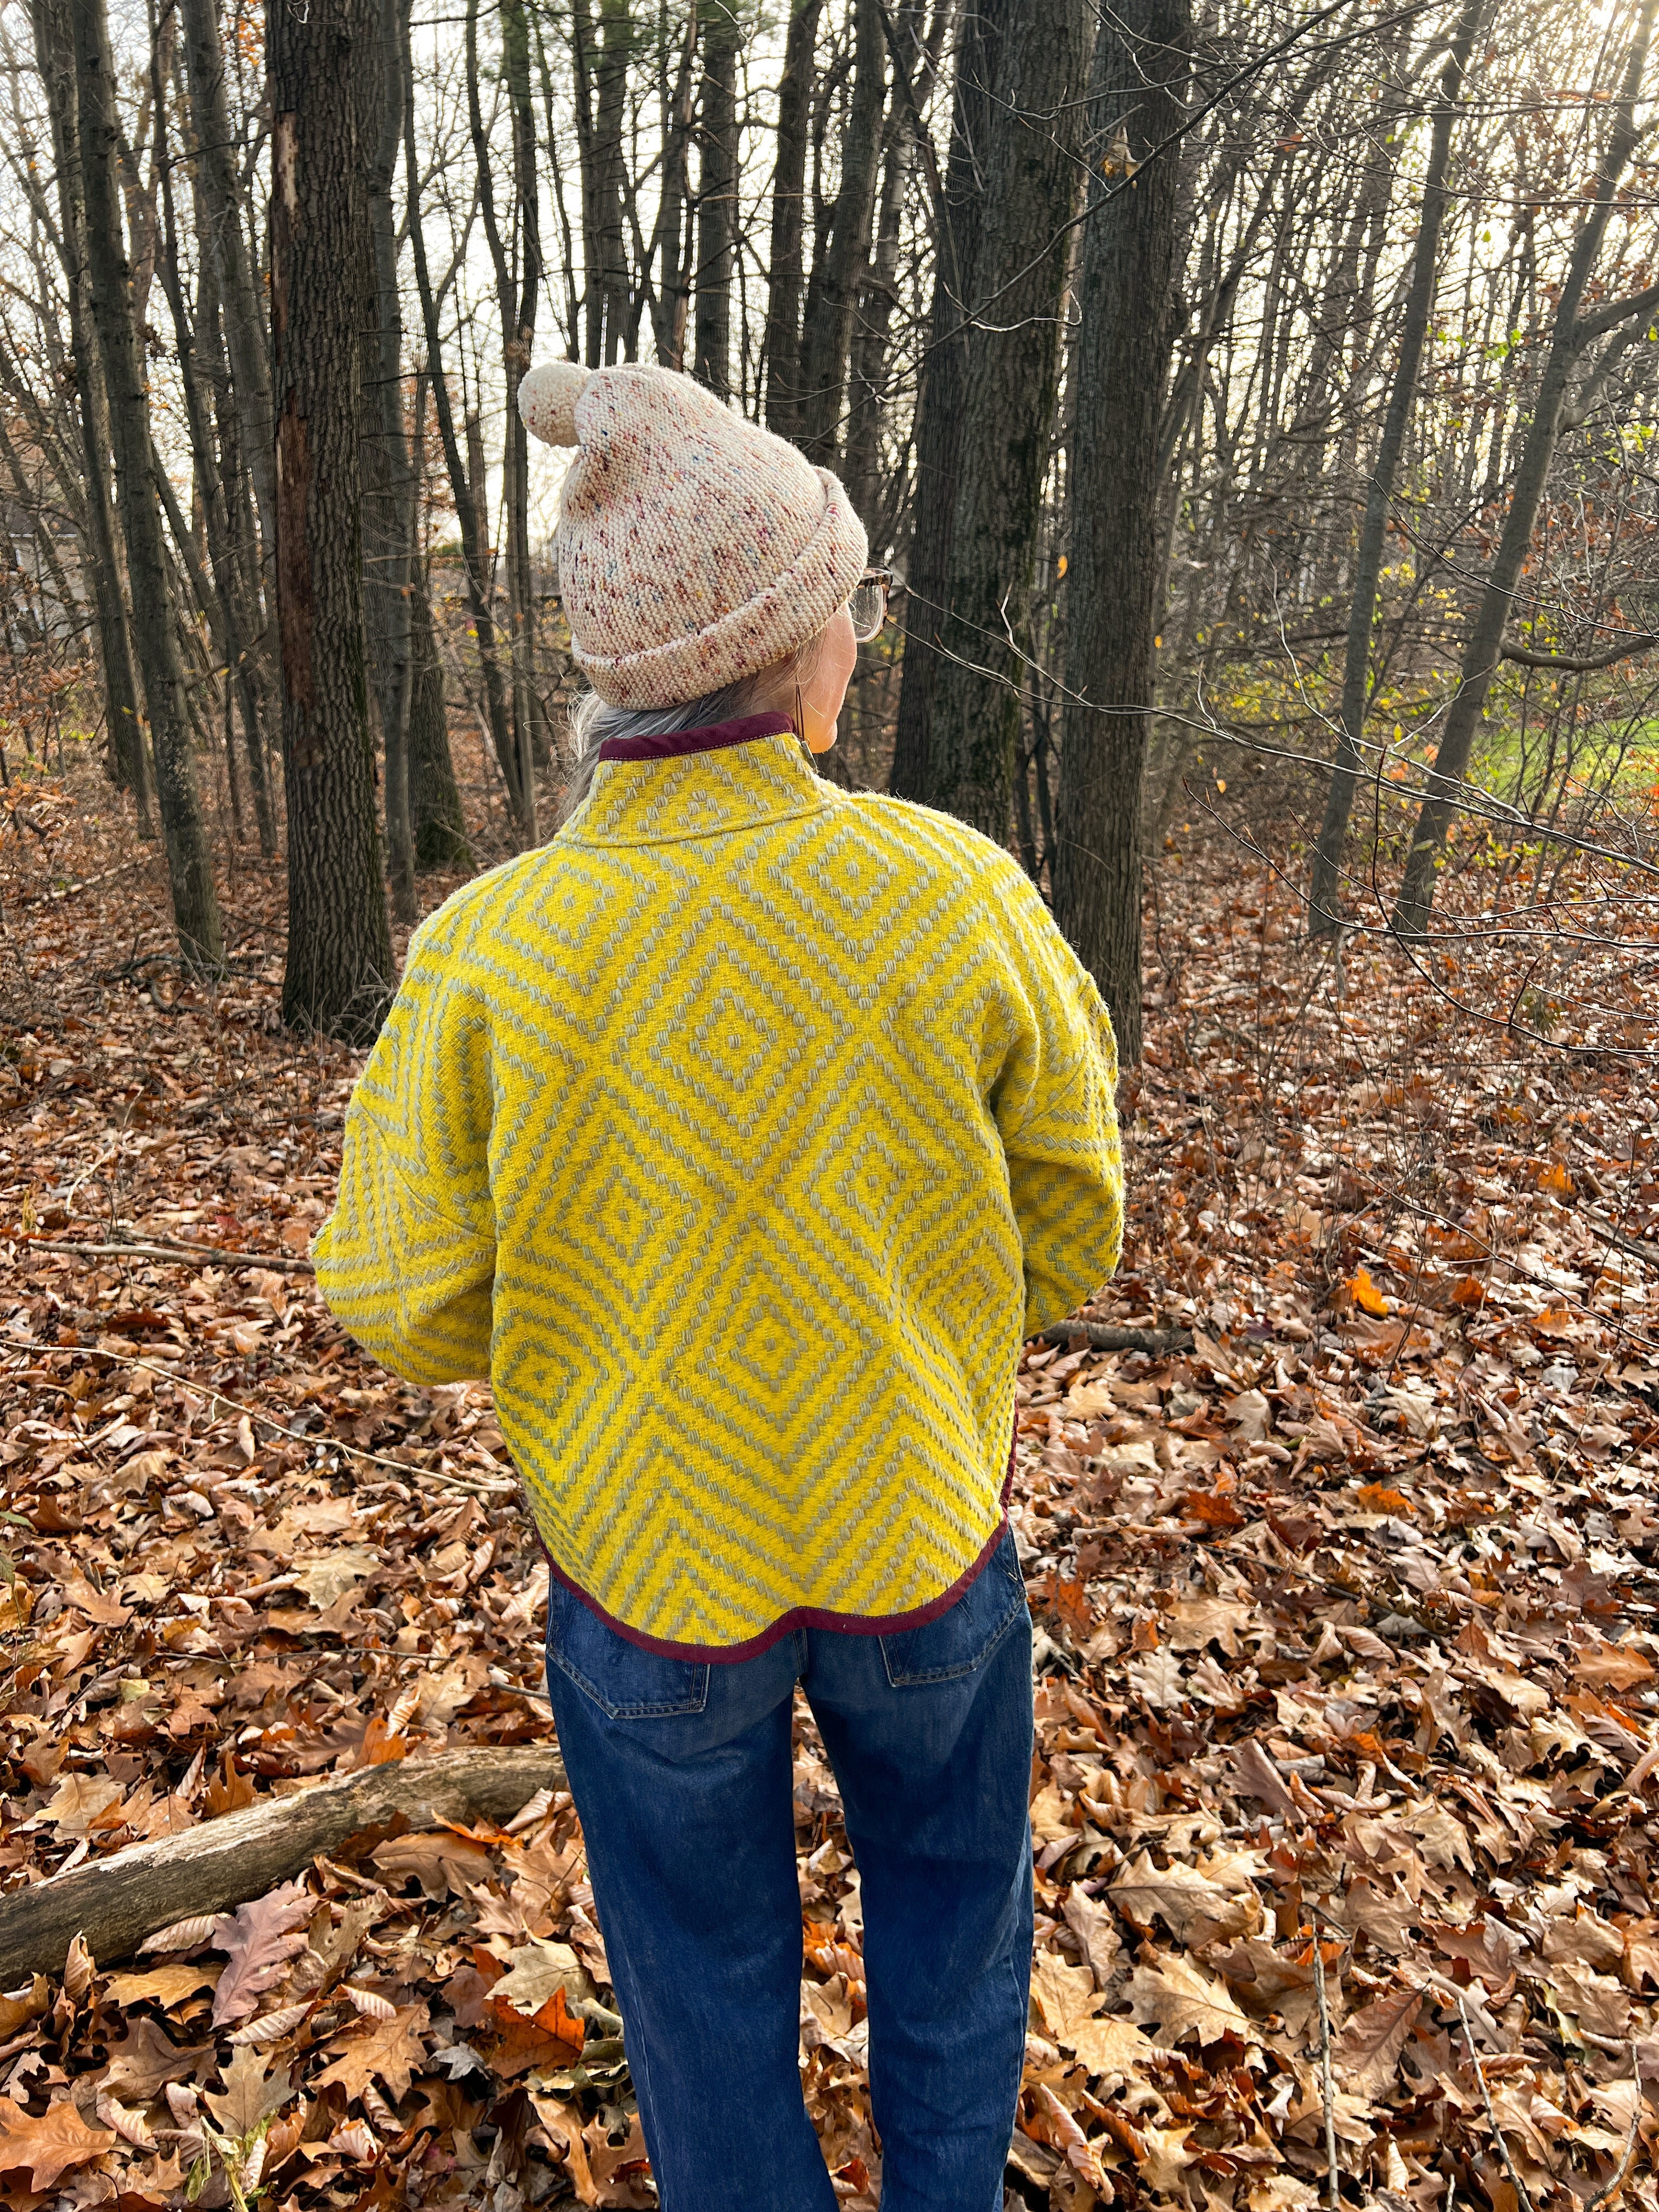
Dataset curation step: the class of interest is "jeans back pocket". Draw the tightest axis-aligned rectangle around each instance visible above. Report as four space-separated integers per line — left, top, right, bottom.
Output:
548 1580 710 1719
879 1527 1027 1688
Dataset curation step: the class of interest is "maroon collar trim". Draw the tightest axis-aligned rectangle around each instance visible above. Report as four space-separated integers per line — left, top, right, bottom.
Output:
595 708 795 764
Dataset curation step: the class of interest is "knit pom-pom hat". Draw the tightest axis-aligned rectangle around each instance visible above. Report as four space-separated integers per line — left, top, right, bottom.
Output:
519 360 868 711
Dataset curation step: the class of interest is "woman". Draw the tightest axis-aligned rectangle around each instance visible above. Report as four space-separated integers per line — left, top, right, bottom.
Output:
314 360 1124 2211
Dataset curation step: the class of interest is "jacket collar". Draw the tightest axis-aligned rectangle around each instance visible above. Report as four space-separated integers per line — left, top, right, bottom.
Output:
595 708 795 763
563 712 833 846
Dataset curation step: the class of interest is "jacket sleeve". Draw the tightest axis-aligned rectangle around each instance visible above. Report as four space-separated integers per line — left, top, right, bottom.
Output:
311 916 496 1384
989 871 1125 1341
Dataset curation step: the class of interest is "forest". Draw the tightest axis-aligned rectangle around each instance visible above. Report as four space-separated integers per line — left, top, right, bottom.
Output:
0 0 1657 2205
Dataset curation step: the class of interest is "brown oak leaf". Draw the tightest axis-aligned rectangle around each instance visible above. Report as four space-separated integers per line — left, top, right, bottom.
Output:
1332 1983 1424 2099
1126 1952 1250 2046
204 2045 296 2138
0 2096 115 2191
211 1882 313 2027
313 2001 431 2103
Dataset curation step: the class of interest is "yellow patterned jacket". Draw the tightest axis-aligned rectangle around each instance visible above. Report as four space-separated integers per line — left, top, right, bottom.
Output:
313 713 1124 1656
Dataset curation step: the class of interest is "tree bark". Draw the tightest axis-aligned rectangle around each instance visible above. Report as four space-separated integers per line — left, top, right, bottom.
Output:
589 1 632 366
799 0 884 468
409 558 472 871
467 0 540 833
177 0 277 570
1392 0 1659 939
270 0 396 1041
0 1750 565 1985
693 3 740 398
917 0 1089 844
842 3 940 539
646 7 698 371
151 15 276 860
71 0 223 972
1308 0 1485 935
28 0 153 833
887 0 1007 802
763 0 823 442
402 6 518 826
1052 0 1192 1067
361 0 417 923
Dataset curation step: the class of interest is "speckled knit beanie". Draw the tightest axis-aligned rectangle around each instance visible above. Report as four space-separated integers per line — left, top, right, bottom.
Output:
518 360 867 711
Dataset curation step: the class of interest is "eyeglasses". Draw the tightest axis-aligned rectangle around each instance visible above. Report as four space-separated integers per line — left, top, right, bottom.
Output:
847 568 891 644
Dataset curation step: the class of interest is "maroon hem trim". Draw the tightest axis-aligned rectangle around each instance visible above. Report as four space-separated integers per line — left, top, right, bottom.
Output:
540 1507 1012 1665
595 709 795 764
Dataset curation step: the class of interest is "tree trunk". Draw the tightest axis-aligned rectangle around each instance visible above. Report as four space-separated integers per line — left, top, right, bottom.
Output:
916 0 1088 843
402 9 519 830
1052 0 1192 1068
361 0 417 923
150 14 276 861
764 0 823 442
177 0 276 569
888 0 1007 802
467 0 540 834
29 0 153 833
270 0 395 1041
188 190 278 856
71 0 222 972
843 7 937 537
592 1 632 365
409 558 472 871
1307 0 1485 935
693 4 740 399
800 0 885 469
1392 0 1659 939
647 8 698 371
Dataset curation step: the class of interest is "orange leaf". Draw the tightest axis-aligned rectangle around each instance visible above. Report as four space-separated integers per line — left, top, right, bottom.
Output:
1538 1161 1574 1197
1186 1491 1247 1530
359 1714 410 1767
1042 1570 1092 1636
1348 1269 1389 1317
1357 1482 1415 1517
1449 1275 1487 1308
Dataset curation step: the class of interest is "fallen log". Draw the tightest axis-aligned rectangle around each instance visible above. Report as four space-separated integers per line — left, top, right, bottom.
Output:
1035 1322 1195 1356
0 1747 565 1985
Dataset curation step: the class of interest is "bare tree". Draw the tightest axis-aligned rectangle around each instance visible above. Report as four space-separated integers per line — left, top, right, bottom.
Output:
70 0 221 969
270 0 394 1038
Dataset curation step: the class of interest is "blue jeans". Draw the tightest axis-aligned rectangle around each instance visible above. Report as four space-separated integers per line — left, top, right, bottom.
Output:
542 1531 1034 2212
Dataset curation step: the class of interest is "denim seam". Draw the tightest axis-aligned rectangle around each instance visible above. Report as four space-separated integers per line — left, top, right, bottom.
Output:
546 1642 711 1720
878 1584 1026 1690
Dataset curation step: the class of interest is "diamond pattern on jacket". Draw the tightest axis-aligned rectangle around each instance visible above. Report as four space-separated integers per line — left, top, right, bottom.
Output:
312 734 1124 1653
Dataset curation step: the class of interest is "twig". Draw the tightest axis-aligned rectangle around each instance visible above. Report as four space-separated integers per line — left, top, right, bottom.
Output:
0 1328 514 1500
1458 1992 1538 2212
15 1235 315 1275
12 856 147 908
1582 2040 1646 2212
1036 1322 1196 1355
1311 1918 1341 2212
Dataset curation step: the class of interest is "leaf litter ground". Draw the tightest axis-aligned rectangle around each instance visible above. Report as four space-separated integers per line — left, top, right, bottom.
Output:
1 765 1657 2212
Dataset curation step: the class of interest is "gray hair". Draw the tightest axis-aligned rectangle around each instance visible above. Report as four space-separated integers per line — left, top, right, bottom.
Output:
551 634 826 832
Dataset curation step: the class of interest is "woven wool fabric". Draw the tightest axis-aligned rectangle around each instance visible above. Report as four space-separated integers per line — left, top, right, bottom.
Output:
313 727 1125 1656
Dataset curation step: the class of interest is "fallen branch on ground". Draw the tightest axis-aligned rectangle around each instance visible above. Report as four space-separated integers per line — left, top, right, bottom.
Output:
16 1235 315 1273
0 1748 566 1983
1035 1322 1196 1355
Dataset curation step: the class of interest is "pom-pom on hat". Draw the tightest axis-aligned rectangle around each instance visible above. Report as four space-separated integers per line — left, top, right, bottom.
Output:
519 360 868 711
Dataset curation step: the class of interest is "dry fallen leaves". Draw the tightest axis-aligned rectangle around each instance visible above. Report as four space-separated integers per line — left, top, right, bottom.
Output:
0 750 1656 2211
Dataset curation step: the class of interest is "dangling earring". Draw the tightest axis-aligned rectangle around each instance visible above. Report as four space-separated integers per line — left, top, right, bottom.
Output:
792 680 807 749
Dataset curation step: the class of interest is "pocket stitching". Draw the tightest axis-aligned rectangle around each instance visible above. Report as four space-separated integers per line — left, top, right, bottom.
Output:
548 1642 711 1718
878 1573 1026 1689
